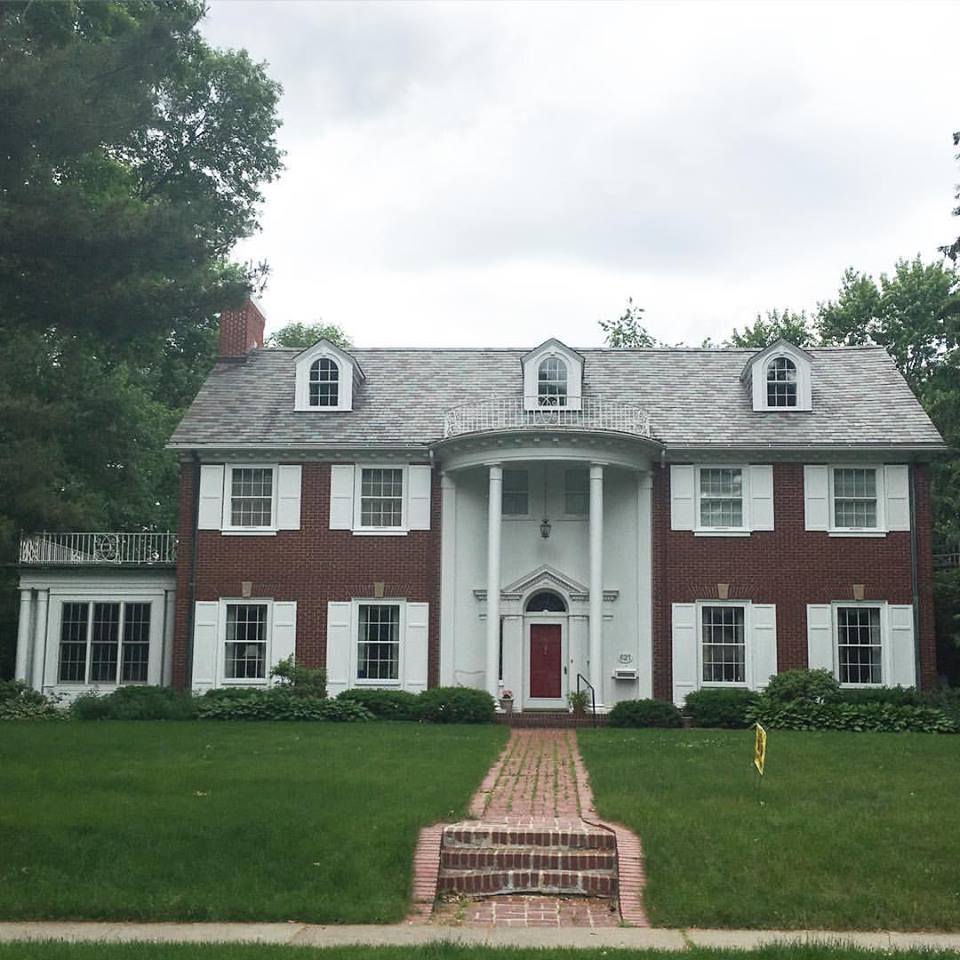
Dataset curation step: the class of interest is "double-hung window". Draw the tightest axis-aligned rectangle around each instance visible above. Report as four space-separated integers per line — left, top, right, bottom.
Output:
309 358 340 407
537 357 567 406
766 357 798 407
836 606 882 685
564 469 588 516
698 468 744 529
502 470 529 516
359 468 404 529
357 603 400 682
57 601 152 685
700 605 746 684
227 466 275 530
832 467 878 530
224 603 268 680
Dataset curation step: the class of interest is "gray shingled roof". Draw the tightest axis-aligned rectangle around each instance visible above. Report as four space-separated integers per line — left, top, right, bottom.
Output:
168 345 945 451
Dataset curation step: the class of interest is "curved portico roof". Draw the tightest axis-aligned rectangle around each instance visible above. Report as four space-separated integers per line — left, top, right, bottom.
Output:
169 345 945 453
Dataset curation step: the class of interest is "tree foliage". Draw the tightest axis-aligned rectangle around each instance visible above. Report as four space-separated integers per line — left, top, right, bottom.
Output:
599 297 658 347
727 308 815 348
266 322 352 349
0 0 283 676
942 130 960 262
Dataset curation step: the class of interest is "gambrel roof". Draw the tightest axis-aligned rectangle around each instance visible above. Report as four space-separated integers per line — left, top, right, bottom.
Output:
168 345 945 453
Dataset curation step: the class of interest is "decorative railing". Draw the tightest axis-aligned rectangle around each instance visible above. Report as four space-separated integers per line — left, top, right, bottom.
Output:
19 532 178 566
442 396 652 439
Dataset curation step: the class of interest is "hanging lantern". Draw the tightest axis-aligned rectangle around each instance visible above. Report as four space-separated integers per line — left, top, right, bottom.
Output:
540 517 552 539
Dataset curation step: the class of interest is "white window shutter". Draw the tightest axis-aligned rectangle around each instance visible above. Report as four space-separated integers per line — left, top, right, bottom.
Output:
407 466 432 531
192 601 220 692
884 465 910 531
806 604 834 673
670 466 696 531
329 465 355 530
270 601 297 677
749 465 775 531
198 465 225 530
751 604 778 688
325 601 353 696
803 465 829 531
404 602 429 692
671 603 698 706
888 604 916 688
276 466 302 530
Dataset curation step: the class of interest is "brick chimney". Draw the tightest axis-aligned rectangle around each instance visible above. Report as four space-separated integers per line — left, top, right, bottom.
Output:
219 298 266 360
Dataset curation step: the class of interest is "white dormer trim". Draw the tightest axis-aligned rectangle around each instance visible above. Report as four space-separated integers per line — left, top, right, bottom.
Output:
521 339 584 412
294 339 364 412
741 339 812 412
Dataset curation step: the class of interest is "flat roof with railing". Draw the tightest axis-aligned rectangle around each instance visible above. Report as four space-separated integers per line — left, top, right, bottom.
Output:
19 532 177 567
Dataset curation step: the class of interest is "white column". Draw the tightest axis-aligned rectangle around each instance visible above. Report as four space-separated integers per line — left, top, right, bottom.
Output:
33 588 50 690
637 472 654 699
589 463 604 701
439 471 457 686
485 464 503 699
14 589 33 683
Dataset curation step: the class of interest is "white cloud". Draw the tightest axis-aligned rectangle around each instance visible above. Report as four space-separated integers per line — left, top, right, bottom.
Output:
203 0 959 348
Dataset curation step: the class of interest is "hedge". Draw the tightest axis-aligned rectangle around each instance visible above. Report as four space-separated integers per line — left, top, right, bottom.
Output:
747 699 956 734
684 688 758 728
608 698 682 728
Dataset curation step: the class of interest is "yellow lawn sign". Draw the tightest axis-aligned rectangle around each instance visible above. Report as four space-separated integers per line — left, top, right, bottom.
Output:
754 722 768 776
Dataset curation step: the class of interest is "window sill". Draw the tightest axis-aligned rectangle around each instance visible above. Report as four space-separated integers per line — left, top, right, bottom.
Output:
827 530 887 538
355 679 402 687
221 679 269 686
220 529 278 537
693 529 752 537
700 681 750 689
350 529 409 537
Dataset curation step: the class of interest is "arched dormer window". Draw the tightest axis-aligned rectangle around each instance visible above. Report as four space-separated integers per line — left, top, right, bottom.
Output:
766 356 797 407
309 357 339 407
538 356 567 407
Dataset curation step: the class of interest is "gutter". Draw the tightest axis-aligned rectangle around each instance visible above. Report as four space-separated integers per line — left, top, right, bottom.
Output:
909 464 923 688
183 453 202 691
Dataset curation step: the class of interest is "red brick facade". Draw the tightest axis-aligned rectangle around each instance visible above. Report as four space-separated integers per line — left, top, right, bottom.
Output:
172 461 442 689
650 461 937 699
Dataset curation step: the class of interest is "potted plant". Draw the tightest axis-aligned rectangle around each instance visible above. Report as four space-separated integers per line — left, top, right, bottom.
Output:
499 689 514 714
568 689 590 716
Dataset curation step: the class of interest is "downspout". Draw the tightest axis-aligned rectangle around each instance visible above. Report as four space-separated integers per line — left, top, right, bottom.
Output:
183 452 202 690
909 464 922 688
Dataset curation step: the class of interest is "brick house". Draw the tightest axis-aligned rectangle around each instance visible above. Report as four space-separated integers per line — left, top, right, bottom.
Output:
14 301 946 708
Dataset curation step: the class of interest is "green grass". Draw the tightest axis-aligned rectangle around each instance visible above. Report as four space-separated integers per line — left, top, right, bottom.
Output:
578 728 960 930
0 947 956 960
0 722 507 924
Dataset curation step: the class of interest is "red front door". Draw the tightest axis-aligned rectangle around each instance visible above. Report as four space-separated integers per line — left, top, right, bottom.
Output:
529 623 562 699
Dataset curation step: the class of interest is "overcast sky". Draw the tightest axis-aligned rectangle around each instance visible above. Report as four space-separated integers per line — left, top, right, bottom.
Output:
202 1 959 348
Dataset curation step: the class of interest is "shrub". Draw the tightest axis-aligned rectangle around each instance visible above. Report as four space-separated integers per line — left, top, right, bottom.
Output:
195 688 372 721
269 656 327 699
0 687 64 720
763 668 840 705
71 685 196 721
0 679 48 706
684 688 759 728
415 687 496 724
608 698 682 728
748 699 955 734
337 688 420 720
923 687 960 728
835 686 923 706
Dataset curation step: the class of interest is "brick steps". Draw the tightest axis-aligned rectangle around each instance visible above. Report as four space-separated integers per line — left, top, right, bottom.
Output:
438 821 618 900
496 712 608 728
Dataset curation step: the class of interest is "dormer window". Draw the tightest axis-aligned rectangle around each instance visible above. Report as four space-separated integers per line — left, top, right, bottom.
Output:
538 357 567 407
294 339 363 412
310 358 339 407
742 339 812 412
766 357 797 407
522 339 583 412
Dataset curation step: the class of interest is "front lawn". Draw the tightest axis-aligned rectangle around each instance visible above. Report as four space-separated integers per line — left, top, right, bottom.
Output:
578 728 960 930
0 722 507 923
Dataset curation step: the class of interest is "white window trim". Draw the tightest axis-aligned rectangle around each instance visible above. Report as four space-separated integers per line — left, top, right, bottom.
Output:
353 464 407 534
352 598 405 687
220 598 274 686
307 356 342 409
55 598 155 687
696 600 752 689
294 346 353 412
694 465 751 536
828 465 886 536
831 600 887 688
752 347 812 412
220 463 279 534
502 468 532 520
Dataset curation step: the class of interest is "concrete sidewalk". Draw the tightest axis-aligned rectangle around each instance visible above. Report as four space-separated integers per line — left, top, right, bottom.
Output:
1 921 960 951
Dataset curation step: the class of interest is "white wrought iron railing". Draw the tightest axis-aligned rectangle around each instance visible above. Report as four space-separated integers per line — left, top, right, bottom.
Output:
19 532 178 566
442 396 652 439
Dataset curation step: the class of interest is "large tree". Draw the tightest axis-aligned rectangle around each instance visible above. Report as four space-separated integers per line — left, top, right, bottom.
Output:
0 0 283 676
267 321 352 349
727 308 815 348
599 298 658 347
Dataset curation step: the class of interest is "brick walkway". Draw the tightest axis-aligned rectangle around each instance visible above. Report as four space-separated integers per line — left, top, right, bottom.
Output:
415 728 648 928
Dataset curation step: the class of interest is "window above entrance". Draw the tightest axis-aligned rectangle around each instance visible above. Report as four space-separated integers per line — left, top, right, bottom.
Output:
521 339 583 412
525 590 567 613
